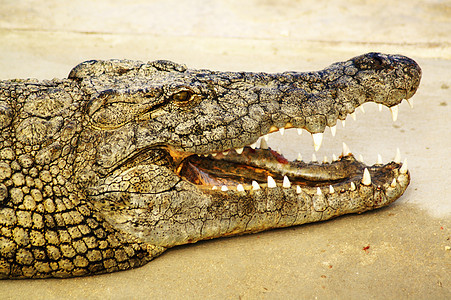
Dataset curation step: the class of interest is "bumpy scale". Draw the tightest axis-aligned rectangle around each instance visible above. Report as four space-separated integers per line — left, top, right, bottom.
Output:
0 53 421 278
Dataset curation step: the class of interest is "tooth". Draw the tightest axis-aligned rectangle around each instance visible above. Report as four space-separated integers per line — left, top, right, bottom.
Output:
312 153 317 162
351 112 356 121
296 185 302 194
260 138 269 150
221 185 229 191
323 156 328 163
316 187 322 195
252 180 260 190
263 134 269 141
297 153 303 161
212 186 218 190
341 120 346 128
329 185 335 193
267 176 277 188
332 154 337 161
222 151 229 155
250 141 257 149
394 148 401 163
358 154 364 162
279 127 285 135
312 133 323 152
212 153 218 157
237 184 245 192
377 154 382 164
360 106 365 113
235 147 244 154
330 125 336 137
390 105 398 122
406 99 413 109
269 125 278 133
390 178 397 188
297 128 303 135
378 104 383 111
342 142 351 156
350 182 356 191
283 176 291 188
400 158 408 174
362 168 372 185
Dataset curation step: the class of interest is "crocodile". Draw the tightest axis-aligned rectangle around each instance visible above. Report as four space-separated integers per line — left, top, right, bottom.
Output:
0 53 421 279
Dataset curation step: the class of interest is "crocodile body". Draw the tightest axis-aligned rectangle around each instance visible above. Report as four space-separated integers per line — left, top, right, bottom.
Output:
0 53 421 278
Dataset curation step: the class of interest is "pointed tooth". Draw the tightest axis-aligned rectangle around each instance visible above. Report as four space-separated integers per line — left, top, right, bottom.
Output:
330 125 336 137
236 184 245 192
235 147 244 154
390 178 397 188
212 186 218 190
316 187 322 195
323 156 328 163
279 127 285 135
252 180 260 190
312 133 323 152
377 154 382 164
269 125 278 133
341 120 346 128
332 154 337 161
250 141 257 149
358 154 364 162
312 153 317 162
400 158 408 174
378 103 383 111
297 128 303 135
267 176 277 188
276 147 281 154
394 148 401 163
263 134 269 141
221 185 229 191
390 105 398 122
350 182 356 191
260 138 269 150
351 112 356 121
359 106 365 113
406 99 413 109
222 150 229 155
297 153 303 161
329 185 335 194
342 142 351 156
282 176 291 188
296 185 302 194
362 168 372 185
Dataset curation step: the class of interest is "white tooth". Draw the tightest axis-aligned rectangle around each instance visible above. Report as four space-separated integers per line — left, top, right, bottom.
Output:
235 147 244 154
323 156 328 163
329 185 335 193
358 154 364 162
283 176 291 188
341 120 346 128
297 153 303 161
212 153 218 157
332 154 337 161
390 178 397 188
277 147 281 154
394 148 401 163
312 153 317 162
296 185 302 194
267 176 277 188
350 182 356 191
362 168 372 185
377 154 382 164
297 128 303 135
221 185 229 191
222 151 229 155
279 127 285 135
390 105 398 122
260 138 269 150
351 112 356 121
406 99 413 109
400 158 408 174
252 180 260 190
212 186 218 190
312 133 323 152
237 184 245 192
250 141 258 149
378 104 383 111
330 125 336 137
263 134 269 141
360 106 365 113
342 142 351 156
316 187 322 195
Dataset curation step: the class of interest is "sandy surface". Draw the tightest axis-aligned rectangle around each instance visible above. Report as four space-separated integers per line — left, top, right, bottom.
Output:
0 0 450 299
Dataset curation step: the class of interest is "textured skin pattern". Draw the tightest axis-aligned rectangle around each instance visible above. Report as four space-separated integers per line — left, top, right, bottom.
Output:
0 53 421 278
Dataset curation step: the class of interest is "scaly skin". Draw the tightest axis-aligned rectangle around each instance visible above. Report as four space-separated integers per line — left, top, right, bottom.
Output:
0 53 421 278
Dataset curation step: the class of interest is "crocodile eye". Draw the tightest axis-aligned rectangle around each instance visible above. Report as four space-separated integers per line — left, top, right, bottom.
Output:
172 91 193 106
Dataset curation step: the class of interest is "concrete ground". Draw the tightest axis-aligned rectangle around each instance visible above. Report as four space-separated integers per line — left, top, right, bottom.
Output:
0 0 450 299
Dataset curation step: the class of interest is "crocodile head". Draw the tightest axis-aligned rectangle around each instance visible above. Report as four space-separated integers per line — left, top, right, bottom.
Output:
68 52 420 246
